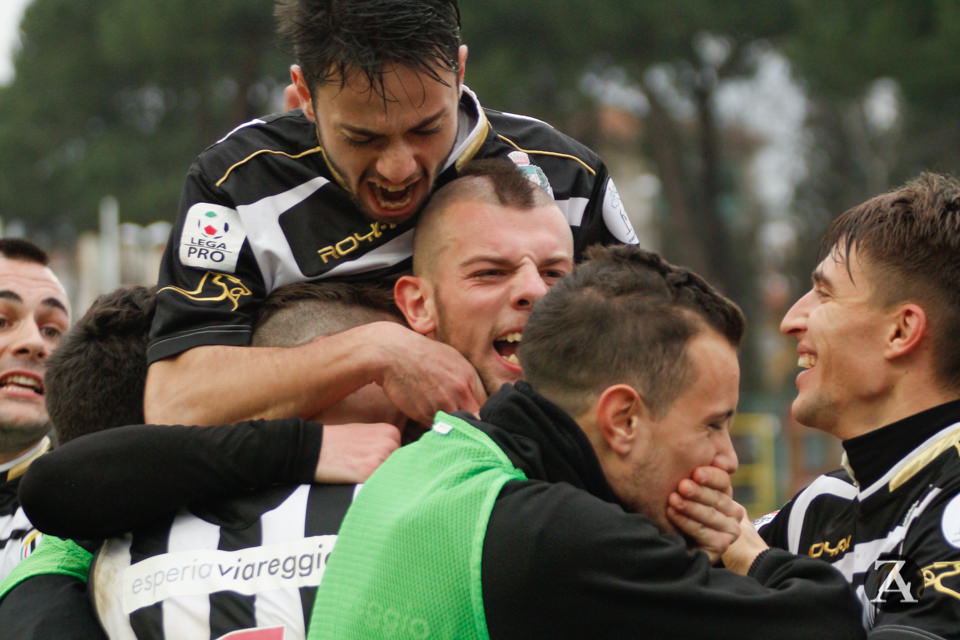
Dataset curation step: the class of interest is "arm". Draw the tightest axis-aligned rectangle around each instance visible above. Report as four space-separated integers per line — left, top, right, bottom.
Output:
19 419 324 539
483 481 864 640
0 574 106 639
870 489 960 638
145 321 485 426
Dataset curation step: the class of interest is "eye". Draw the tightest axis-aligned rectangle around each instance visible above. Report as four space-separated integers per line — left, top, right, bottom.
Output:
41 326 63 340
344 136 374 148
541 269 569 282
0 317 8 330
471 269 506 279
413 125 442 137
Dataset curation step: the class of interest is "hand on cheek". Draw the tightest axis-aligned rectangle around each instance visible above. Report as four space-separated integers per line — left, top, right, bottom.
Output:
666 466 744 564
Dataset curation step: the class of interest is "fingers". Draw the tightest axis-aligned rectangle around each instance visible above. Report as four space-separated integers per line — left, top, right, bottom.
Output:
690 465 734 496
668 476 745 563
314 422 402 484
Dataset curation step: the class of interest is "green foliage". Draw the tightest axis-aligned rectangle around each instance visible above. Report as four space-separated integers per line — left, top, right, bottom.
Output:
0 0 286 232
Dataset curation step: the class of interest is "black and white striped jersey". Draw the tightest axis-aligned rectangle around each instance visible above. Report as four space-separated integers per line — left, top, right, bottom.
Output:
148 86 638 363
91 482 359 640
758 400 960 636
0 437 49 581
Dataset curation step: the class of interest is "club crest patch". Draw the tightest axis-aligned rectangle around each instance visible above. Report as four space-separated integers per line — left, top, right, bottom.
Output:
602 179 638 244
507 150 554 198
941 493 960 548
179 203 246 273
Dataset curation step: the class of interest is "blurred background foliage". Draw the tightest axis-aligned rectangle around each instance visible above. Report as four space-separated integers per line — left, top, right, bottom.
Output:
1 1 959 485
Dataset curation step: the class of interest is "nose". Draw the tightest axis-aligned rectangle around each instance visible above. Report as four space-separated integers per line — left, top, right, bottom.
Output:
511 264 550 310
375 141 418 185
779 289 814 337
714 432 739 475
11 320 50 362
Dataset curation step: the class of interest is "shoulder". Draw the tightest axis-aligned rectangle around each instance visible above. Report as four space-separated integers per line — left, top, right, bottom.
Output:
189 111 324 188
482 107 603 171
485 479 686 580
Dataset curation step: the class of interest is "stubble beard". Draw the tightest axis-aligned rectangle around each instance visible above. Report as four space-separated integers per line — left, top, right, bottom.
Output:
0 414 50 457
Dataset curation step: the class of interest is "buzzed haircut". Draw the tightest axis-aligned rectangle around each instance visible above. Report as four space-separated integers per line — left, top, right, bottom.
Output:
253 280 403 347
412 158 558 276
0 238 49 265
819 172 960 391
45 286 157 444
520 244 744 418
275 0 462 98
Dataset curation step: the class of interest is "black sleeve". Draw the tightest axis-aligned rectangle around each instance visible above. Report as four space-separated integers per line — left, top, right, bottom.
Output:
482 479 865 640
0 573 106 640
19 419 323 539
147 163 268 364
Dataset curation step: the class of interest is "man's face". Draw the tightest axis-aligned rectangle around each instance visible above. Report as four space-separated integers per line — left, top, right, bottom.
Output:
0 257 70 456
299 48 467 225
618 330 740 534
779 247 891 436
426 200 574 394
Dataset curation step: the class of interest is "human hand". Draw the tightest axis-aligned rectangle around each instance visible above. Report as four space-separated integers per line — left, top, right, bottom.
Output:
371 324 486 424
666 465 745 564
314 422 402 483
721 513 770 576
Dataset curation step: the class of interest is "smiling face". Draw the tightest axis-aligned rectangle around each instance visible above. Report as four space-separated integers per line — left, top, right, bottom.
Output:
612 330 740 534
296 48 467 224
0 257 70 459
779 247 894 438
408 199 574 394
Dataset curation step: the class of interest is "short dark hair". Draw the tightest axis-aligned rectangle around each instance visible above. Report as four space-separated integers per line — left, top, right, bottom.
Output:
253 280 403 347
520 245 745 417
45 286 157 443
819 172 960 390
0 238 49 265
413 158 558 276
275 0 461 97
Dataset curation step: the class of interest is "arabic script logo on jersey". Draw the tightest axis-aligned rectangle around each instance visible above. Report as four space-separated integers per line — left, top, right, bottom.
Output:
198 210 230 239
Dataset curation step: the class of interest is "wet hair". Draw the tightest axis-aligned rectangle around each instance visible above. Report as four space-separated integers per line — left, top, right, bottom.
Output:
412 158 559 276
45 286 157 443
0 238 49 265
253 280 403 347
819 172 960 390
275 0 461 98
520 244 744 418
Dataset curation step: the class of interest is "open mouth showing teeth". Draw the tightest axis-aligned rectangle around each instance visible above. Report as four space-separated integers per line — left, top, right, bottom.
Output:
0 374 43 395
798 354 816 369
371 183 415 210
494 332 522 365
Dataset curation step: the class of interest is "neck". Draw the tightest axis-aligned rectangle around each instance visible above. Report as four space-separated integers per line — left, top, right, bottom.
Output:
834 378 958 440
0 437 45 467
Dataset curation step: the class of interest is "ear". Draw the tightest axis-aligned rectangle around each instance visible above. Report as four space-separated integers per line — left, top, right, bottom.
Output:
394 275 437 336
594 384 643 457
290 64 315 122
456 45 468 92
885 302 927 360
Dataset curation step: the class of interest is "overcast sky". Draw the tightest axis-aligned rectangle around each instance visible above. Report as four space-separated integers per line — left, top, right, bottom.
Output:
0 0 31 85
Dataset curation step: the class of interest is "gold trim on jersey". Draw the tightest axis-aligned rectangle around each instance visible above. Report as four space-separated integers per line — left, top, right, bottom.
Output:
6 436 50 481
158 271 252 311
454 110 490 171
495 135 597 176
890 429 960 492
215 147 325 188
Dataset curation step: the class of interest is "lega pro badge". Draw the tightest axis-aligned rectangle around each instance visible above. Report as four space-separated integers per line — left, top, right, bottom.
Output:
179 203 246 273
